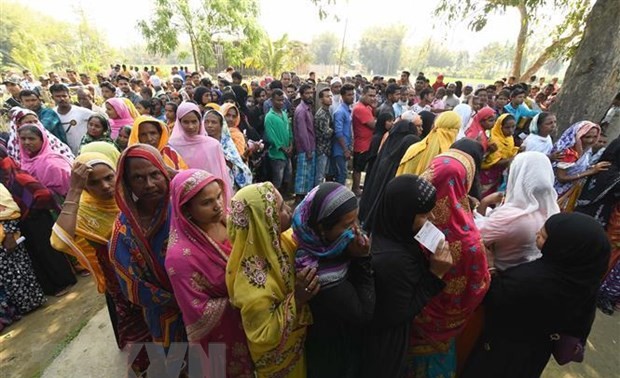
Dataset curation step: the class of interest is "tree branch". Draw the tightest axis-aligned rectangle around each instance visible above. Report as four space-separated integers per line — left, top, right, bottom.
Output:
519 27 582 81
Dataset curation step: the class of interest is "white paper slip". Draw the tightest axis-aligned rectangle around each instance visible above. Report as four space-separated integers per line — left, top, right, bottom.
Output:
414 221 445 254
518 132 528 140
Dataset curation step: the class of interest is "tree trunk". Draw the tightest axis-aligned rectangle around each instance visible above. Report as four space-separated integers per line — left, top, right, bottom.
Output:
551 0 620 136
518 29 581 82
189 37 199 72
511 1 529 78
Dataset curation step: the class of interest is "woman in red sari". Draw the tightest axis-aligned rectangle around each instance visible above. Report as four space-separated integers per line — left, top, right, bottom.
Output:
405 149 490 378
165 169 253 377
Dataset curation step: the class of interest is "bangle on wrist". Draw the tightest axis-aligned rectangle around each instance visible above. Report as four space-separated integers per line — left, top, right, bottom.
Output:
60 210 75 215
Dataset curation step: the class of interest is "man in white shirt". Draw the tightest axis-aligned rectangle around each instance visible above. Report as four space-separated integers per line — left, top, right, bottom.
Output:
50 84 93 154
443 83 460 110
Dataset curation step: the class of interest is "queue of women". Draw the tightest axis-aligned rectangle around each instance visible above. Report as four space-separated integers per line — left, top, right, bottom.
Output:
0 88 618 378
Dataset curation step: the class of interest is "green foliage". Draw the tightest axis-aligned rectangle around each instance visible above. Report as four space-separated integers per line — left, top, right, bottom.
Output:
434 0 592 78
311 32 340 65
138 0 264 70
1 1 114 75
358 25 406 75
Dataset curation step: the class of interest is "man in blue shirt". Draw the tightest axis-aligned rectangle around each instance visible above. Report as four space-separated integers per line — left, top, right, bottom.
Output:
504 87 540 125
19 89 68 144
331 83 356 184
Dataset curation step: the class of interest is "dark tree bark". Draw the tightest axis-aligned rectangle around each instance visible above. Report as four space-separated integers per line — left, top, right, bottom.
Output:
551 0 620 135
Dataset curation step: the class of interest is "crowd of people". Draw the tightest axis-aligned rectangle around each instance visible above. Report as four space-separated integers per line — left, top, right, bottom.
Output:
0 64 618 378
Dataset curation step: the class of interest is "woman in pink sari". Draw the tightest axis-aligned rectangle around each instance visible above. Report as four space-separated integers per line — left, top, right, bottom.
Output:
165 169 253 377
168 102 231 200
105 98 136 139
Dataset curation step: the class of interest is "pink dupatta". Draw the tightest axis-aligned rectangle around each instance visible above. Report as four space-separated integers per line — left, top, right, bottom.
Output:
168 102 231 200
164 169 252 376
106 98 135 139
18 122 73 197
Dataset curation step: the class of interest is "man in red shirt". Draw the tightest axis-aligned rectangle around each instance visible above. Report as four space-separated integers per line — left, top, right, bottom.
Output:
351 85 377 196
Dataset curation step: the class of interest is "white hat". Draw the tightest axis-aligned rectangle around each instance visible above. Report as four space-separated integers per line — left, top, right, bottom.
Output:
150 75 162 87
330 77 342 86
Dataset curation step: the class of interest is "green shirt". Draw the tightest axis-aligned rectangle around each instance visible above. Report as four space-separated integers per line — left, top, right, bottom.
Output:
264 108 292 161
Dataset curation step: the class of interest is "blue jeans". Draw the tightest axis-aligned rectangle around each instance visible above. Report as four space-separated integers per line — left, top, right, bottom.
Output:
315 154 329 186
270 158 292 189
331 155 347 185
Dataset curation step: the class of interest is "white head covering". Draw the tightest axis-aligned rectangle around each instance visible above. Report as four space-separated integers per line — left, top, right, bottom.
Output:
149 75 162 87
479 151 560 269
523 113 554 154
330 77 342 86
453 103 473 140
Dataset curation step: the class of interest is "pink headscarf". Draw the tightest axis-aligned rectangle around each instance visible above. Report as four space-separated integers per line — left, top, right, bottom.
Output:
18 122 73 197
164 169 252 372
106 98 135 139
465 106 496 151
168 102 231 200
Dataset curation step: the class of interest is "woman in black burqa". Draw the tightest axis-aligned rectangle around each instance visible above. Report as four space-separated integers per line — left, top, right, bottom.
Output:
461 212 610 378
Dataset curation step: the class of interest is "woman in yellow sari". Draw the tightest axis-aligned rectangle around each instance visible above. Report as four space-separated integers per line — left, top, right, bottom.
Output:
396 111 461 175
128 115 188 171
226 182 318 377
480 114 519 197
50 143 151 371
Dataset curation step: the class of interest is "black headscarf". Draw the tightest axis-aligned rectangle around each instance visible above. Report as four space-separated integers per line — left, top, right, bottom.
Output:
455 81 463 98
451 138 484 199
575 137 620 229
372 175 436 243
193 86 210 105
231 84 249 116
308 182 358 233
359 121 420 232
220 91 238 105
366 113 396 175
541 213 610 292
418 111 435 139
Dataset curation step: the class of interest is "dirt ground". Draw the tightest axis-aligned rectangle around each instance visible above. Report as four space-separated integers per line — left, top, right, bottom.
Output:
2 274 619 378
0 276 105 378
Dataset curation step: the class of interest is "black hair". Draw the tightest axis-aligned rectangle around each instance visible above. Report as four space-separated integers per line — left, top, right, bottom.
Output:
385 83 400 97
510 88 526 98
486 85 496 92
140 86 153 97
165 101 178 111
501 114 516 126
615 92 620 101
318 87 331 99
116 75 130 83
474 88 487 96
340 83 355 96
138 99 154 114
87 113 110 132
299 84 311 95
232 71 243 81
419 87 433 100
269 80 283 90
100 81 116 92
19 89 39 99
200 78 213 87
497 89 511 99
17 124 43 139
287 83 297 90
49 83 69 94
362 85 376 94
402 70 410 77
253 87 266 98
271 88 284 99
537 111 553 125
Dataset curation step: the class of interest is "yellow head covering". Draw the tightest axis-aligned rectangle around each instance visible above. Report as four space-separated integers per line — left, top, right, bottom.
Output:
122 98 140 119
482 113 519 169
226 182 310 376
129 115 170 151
397 110 461 176
52 152 119 293
80 141 120 164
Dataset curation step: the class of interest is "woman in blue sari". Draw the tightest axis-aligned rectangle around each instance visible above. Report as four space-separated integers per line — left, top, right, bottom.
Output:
109 144 186 371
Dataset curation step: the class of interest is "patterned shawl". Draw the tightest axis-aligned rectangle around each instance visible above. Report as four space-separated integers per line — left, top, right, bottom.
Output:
7 107 74 165
203 109 252 189
293 182 357 289
106 98 136 139
411 149 490 351
226 182 311 377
